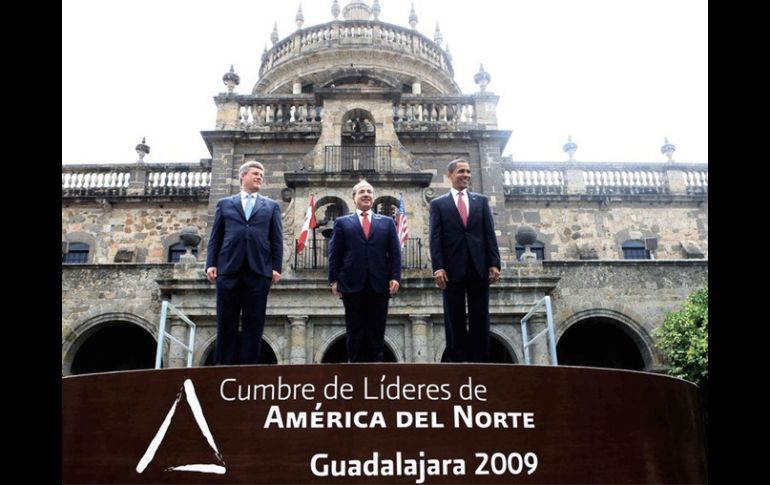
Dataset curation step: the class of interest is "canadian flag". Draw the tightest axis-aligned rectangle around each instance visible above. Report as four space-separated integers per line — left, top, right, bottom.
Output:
296 194 316 253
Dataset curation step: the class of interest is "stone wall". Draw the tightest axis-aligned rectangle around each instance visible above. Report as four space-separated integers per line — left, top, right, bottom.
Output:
62 202 209 264
500 200 708 262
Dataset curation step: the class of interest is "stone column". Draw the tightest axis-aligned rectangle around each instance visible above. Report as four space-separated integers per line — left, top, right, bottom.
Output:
476 138 508 255
409 314 430 362
287 315 308 364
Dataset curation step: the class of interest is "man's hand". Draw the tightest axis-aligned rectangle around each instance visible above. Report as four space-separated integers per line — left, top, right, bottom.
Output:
330 281 342 298
272 270 281 285
389 280 400 296
206 267 217 284
488 266 501 284
434 269 448 289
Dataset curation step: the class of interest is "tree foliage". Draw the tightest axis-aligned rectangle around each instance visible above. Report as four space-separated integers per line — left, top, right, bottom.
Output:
654 286 708 386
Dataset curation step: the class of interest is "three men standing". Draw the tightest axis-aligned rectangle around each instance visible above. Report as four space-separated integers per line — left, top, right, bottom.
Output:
429 159 501 362
328 180 401 362
204 159 499 365
206 161 283 365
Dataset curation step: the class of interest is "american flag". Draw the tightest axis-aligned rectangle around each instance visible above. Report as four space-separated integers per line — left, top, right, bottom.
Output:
396 192 409 250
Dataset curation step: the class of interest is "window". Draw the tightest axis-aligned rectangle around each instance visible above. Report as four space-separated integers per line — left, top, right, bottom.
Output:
63 243 90 264
622 240 650 260
515 241 545 260
168 242 198 263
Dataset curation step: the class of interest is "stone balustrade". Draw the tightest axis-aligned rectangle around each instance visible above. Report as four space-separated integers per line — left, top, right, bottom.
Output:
504 168 564 195
260 21 452 79
221 95 323 131
503 162 708 197
393 95 478 129
214 94 491 132
62 169 131 196
145 169 211 196
583 168 666 195
62 164 211 198
683 168 708 194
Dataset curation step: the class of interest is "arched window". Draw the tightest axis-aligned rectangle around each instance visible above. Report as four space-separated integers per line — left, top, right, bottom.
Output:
515 241 545 261
167 242 198 263
373 196 399 219
63 242 90 264
622 240 650 260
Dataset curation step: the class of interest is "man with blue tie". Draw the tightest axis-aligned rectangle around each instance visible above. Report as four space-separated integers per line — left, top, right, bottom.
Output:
328 180 401 362
429 159 501 362
205 161 283 365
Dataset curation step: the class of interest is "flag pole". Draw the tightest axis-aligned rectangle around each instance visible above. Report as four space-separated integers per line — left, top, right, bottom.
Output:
310 194 317 269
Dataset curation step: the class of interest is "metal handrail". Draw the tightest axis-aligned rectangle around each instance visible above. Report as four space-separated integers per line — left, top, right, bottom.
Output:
155 301 197 368
520 295 558 365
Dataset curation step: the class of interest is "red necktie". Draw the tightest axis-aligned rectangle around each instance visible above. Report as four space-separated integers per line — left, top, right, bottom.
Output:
457 192 468 227
361 211 371 239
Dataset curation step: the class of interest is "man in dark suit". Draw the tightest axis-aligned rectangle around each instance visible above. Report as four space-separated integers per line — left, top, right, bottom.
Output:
429 159 501 362
328 180 401 362
205 161 283 365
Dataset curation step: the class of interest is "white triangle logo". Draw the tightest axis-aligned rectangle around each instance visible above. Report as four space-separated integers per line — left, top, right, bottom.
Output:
136 379 226 475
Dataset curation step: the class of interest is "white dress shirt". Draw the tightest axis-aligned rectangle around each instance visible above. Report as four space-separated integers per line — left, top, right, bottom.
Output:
241 191 258 213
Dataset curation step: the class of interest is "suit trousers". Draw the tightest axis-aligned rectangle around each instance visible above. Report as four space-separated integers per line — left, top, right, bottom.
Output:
341 287 390 362
214 268 272 365
442 264 490 362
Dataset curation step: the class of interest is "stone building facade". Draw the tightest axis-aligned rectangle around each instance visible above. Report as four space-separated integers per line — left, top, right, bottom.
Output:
62 1 707 375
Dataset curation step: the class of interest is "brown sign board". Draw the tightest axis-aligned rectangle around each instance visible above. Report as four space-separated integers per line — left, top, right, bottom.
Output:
62 364 706 484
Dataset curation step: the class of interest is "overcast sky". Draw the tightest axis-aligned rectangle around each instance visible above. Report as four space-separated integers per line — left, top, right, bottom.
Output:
62 0 707 165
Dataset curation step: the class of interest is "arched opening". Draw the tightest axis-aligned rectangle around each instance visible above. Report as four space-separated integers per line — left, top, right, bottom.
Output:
314 196 350 239
557 317 645 370
440 336 516 363
70 322 156 375
340 109 376 171
203 339 278 365
321 336 398 363
373 195 399 219
342 109 375 146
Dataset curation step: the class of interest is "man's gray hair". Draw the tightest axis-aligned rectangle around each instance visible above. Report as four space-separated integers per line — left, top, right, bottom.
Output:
352 179 373 198
239 160 265 177
446 158 469 174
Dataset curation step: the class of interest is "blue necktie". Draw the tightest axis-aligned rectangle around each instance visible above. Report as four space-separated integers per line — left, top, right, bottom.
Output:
245 194 254 220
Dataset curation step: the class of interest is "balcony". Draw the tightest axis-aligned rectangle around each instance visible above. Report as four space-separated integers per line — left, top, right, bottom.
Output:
293 237 423 271
324 145 392 173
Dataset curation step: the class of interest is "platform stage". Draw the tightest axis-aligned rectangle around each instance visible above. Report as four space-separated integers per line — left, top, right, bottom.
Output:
63 364 706 484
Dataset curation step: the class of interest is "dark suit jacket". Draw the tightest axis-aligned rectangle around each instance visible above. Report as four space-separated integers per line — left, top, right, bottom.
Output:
205 194 283 277
328 213 401 295
429 191 501 283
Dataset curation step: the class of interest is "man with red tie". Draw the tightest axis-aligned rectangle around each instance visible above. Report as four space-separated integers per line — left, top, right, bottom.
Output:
429 159 501 362
328 180 401 362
